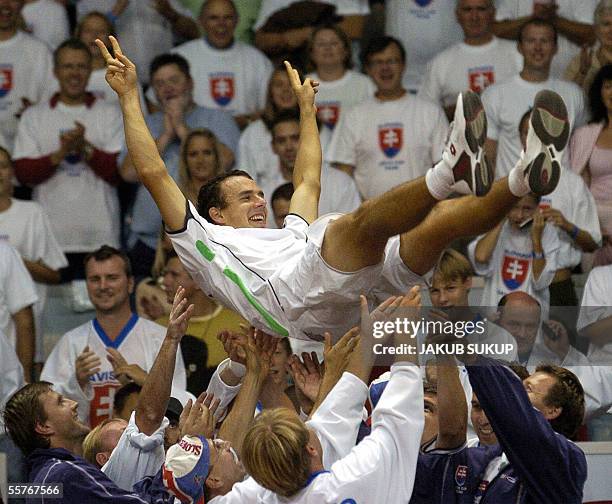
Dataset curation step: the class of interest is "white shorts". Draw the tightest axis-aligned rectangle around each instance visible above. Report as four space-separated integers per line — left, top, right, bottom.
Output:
274 214 426 339
273 213 384 340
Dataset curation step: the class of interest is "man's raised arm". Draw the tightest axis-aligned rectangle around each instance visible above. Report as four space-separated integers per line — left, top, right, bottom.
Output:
284 61 321 224
95 36 186 231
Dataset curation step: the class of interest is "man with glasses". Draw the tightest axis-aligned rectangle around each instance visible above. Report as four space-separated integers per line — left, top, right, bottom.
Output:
326 36 449 200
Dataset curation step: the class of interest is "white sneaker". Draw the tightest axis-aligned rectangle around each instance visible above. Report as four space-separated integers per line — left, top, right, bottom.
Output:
520 90 568 195
442 91 493 196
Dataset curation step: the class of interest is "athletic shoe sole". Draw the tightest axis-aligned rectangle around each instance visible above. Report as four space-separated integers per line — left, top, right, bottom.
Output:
526 90 569 195
452 91 494 197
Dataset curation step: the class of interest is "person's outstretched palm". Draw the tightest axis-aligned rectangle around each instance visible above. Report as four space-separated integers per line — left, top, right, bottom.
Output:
95 35 138 97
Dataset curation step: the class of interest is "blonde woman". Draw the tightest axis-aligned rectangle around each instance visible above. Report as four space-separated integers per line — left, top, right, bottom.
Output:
178 128 224 205
564 0 612 92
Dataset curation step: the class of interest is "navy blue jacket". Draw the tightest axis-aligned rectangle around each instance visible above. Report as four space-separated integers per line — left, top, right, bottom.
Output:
411 358 587 504
26 447 172 503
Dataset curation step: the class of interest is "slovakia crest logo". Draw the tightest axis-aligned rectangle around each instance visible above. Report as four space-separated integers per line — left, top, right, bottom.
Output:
210 74 234 106
502 255 529 290
468 67 495 94
0 65 13 98
317 102 340 128
455 465 468 487
414 0 433 6
378 124 403 158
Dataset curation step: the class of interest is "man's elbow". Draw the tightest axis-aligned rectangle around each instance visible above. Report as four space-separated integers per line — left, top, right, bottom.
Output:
135 408 163 436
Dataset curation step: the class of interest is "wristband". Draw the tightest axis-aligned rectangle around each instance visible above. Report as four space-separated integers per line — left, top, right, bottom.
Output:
570 225 579 239
532 251 545 260
228 359 246 378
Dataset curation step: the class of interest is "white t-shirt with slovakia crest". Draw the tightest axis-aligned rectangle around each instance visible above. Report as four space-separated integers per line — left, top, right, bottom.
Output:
419 37 522 109
468 221 561 309
0 31 54 151
171 38 273 116
325 93 448 199
306 70 375 131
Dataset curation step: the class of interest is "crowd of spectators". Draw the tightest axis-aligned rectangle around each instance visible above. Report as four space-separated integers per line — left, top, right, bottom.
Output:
1 0 612 502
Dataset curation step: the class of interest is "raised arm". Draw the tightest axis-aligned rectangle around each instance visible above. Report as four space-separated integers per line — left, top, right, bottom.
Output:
284 61 321 224
95 36 186 231
136 286 193 435
216 329 274 455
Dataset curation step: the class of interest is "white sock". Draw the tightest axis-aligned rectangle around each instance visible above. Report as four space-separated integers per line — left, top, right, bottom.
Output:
425 159 454 200
508 157 530 197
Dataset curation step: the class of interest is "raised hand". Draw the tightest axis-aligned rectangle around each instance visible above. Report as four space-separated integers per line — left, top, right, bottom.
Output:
95 35 138 97
180 392 220 439
242 327 276 380
289 352 323 403
323 326 360 380
75 345 101 390
284 60 318 110
218 330 247 365
166 285 195 343
106 347 148 385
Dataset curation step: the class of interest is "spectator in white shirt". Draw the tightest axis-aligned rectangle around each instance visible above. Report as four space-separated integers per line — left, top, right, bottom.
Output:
483 18 586 178
305 24 375 130
419 0 521 121
327 36 448 199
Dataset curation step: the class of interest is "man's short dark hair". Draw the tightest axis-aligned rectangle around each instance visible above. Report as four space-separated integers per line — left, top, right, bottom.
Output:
113 382 142 416
271 182 294 206
84 245 133 278
518 18 558 45
54 38 92 67
149 53 191 82
536 364 585 439
360 36 406 67
270 110 301 141
197 169 254 223
3 382 53 456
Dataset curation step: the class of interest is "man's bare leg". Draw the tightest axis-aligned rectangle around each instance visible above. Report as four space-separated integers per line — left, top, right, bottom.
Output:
322 91 492 272
399 180 516 275
400 90 570 275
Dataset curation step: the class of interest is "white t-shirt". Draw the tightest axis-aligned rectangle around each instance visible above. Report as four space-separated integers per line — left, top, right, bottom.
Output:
482 75 586 177
259 164 362 227
326 93 448 199
495 0 598 79
22 0 70 49
385 0 463 92
40 315 187 426
77 0 195 85
0 31 54 151
0 242 38 348
254 0 370 31
419 37 522 108
171 38 273 116
0 329 24 430
538 167 601 270
577 265 612 364
468 220 560 309
0 198 67 361
306 70 375 130
13 97 123 252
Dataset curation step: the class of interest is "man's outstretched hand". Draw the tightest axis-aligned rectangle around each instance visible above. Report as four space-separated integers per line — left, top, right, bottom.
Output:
95 35 138 97
284 60 318 111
